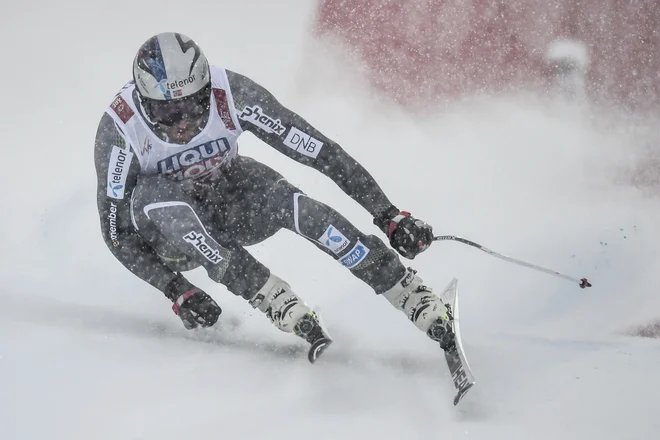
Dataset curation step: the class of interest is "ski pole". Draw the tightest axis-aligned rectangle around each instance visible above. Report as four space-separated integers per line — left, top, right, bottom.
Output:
433 235 592 289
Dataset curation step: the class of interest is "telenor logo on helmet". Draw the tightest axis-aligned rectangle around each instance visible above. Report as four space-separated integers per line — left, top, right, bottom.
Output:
166 74 196 90
155 80 171 100
154 75 196 100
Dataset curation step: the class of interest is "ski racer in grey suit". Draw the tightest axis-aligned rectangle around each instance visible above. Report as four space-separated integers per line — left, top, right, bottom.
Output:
94 32 453 362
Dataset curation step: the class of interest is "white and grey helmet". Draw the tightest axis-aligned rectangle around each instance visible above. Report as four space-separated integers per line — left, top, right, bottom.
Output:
133 32 211 126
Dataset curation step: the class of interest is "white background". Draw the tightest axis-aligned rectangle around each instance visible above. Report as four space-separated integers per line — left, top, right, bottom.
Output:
1 1 659 439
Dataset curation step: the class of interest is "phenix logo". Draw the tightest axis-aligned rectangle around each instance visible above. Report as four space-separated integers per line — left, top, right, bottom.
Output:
239 105 285 135
182 231 224 264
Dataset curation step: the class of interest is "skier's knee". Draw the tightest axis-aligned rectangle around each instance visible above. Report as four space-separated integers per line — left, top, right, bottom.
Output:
263 179 299 226
381 268 449 333
248 273 311 333
290 193 407 293
292 192 335 238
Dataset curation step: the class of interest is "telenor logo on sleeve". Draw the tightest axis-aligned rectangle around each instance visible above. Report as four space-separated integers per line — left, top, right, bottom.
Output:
340 240 370 269
106 146 133 199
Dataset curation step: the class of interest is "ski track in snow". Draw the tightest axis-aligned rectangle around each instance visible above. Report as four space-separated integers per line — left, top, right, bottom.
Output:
2 1 660 439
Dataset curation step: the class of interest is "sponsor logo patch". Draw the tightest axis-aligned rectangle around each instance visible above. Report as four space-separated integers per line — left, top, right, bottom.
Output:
141 137 152 156
339 240 370 269
158 138 231 181
318 225 349 255
213 88 236 130
108 202 119 247
110 95 134 124
283 127 323 158
166 75 196 90
239 105 285 135
106 146 133 199
182 231 224 264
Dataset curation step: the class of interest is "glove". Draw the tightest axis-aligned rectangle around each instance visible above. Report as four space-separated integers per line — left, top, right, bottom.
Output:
172 289 222 330
164 274 222 329
374 206 434 259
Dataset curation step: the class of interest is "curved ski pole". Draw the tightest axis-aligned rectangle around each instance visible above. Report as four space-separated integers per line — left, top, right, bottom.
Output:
433 235 592 289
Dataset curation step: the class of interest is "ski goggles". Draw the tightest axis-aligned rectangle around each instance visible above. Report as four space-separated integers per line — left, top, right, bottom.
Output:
143 83 211 126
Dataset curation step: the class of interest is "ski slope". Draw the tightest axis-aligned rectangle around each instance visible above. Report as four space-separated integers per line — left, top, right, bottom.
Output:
2 1 660 439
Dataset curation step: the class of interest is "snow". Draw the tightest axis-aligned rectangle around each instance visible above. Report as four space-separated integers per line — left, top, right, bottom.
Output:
546 39 590 70
2 1 660 439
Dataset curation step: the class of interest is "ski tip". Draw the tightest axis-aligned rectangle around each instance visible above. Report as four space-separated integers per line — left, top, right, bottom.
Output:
308 338 333 364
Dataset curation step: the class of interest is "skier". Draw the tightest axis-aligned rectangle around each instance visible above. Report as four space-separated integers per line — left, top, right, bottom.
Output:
95 32 454 362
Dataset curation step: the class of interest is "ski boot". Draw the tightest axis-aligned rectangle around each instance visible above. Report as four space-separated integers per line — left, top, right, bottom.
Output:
383 268 455 351
294 312 333 363
250 274 332 363
427 315 456 351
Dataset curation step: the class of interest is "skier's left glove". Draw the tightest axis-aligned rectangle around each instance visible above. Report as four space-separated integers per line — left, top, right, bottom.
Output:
374 206 434 259
172 289 222 330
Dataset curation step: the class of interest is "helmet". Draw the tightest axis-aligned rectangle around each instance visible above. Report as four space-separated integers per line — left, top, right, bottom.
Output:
133 32 211 127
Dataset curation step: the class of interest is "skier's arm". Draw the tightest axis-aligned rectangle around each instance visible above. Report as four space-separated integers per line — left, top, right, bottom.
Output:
227 70 394 219
94 113 188 300
228 71 435 259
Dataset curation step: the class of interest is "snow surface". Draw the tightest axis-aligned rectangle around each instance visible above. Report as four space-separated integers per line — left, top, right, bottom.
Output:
2 1 660 439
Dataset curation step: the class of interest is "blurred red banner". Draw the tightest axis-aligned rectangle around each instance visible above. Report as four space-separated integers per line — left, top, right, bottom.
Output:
315 0 660 111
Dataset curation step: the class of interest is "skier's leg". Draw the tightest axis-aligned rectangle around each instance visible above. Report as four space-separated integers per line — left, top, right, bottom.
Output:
263 175 453 347
288 192 407 292
131 173 272 299
203 157 331 357
380 268 455 350
219 156 452 350
132 170 329 358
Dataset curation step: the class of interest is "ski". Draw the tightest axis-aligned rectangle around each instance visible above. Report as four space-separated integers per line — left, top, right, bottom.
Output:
308 337 332 363
439 278 475 406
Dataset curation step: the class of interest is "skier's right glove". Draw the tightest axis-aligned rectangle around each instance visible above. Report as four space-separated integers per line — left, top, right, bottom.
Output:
374 206 434 259
164 274 222 329
172 289 222 330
